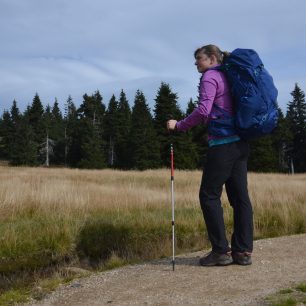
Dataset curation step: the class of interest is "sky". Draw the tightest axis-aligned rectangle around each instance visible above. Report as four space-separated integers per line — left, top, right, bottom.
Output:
1 0 306 116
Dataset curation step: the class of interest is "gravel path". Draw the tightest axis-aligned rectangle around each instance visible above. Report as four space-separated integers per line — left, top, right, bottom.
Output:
27 234 306 305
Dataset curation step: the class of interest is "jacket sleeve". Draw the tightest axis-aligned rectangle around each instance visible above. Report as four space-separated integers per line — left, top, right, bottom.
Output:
176 72 217 131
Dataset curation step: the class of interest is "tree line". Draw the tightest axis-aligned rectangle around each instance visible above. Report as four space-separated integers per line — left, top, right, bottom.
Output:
0 82 305 172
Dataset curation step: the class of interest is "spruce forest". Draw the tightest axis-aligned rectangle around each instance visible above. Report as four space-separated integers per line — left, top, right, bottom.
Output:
0 82 306 173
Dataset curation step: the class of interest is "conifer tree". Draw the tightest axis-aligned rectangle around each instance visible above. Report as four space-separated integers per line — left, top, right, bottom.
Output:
0 115 5 159
286 83 306 172
116 90 132 169
271 108 293 172
153 83 198 169
10 100 20 124
50 99 65 164
103 94 119 166
64 95 78 166
64 95 77 120
74 92 106 169
78 91 105 124
43 104 52 127
10 101 21 151
185 98 207 168
248 136 279 172
10 109 38 166
28 93 45 145
77 119 106 169
186 98 197 116
153 82 182 166
0 100 38 165
0 110 13 160
51 99 62 124
130 90 161 169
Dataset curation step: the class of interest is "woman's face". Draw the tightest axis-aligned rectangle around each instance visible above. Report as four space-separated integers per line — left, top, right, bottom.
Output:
194 52 217 73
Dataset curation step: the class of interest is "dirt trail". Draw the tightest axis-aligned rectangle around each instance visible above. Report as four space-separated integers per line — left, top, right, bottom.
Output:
27 234 306 305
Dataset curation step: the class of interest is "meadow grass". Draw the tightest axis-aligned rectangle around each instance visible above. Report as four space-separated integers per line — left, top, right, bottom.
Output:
265 281 306 305
0 166 306 298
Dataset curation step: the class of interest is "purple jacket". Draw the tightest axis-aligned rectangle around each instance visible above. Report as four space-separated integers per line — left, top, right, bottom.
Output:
176 66 235 140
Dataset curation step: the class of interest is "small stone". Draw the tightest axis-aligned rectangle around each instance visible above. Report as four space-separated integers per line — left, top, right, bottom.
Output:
70 282 82 288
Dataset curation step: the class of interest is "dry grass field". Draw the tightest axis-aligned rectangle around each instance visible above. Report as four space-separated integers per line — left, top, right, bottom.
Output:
0 166 306 304
0 166 306 275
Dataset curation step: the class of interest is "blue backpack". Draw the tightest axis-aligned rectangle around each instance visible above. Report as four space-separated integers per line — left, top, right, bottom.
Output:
208 48 279 140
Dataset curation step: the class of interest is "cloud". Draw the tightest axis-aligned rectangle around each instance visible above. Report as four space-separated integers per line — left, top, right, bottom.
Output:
0 0 306 114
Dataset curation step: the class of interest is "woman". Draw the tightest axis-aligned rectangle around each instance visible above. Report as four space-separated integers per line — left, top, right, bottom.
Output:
167 44 253 266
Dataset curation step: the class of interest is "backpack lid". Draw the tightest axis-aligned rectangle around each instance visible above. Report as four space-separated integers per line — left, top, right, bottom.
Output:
226 49 263 68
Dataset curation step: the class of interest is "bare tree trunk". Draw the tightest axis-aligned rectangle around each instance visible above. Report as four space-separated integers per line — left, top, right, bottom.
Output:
46 133 49 167
290 158 294 175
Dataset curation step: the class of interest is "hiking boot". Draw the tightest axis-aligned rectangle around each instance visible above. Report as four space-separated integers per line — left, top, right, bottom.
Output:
232 252 252 265
199 251 233 266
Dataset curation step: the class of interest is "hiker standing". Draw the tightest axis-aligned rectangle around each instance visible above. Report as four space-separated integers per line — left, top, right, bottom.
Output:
167 44 253 266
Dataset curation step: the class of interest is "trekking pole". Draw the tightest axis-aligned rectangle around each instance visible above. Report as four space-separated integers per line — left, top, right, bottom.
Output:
170 143 175 271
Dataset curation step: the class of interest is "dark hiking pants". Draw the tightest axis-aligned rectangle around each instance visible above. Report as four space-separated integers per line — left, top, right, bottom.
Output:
199 140 253 254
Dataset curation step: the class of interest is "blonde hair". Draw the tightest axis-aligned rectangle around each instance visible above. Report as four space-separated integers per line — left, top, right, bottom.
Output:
194 44 230 64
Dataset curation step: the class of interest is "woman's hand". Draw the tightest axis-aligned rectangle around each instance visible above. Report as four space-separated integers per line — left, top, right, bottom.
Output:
167 120 177 131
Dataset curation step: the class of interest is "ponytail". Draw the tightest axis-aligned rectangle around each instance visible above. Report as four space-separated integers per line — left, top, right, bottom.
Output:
221 51 231 63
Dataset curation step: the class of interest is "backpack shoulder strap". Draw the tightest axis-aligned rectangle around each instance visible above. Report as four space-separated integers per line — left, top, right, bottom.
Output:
212 103 232 119
207 65 225 72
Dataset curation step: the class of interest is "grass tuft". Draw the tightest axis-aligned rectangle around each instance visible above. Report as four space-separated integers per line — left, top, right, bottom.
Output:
265 281 306 305
279 289 294 294
0 288 30 306
295 282 306 293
